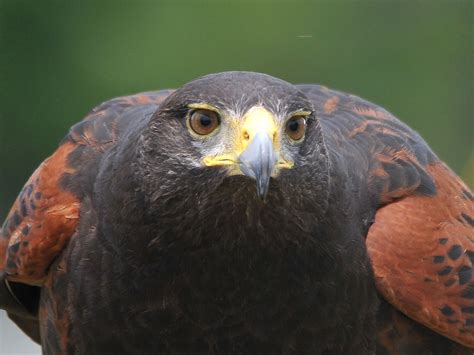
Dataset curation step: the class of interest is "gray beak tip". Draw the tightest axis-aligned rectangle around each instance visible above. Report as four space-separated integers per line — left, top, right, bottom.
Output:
238 132 277 200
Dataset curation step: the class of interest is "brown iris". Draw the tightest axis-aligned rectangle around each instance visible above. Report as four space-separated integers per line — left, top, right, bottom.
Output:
188 109 220 136
285 116 307 141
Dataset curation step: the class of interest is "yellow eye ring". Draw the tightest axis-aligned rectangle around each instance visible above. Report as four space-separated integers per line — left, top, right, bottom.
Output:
285 116 307 141
187 109 221 136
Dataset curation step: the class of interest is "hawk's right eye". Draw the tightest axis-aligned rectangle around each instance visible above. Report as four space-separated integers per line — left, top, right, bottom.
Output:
188 109 220 136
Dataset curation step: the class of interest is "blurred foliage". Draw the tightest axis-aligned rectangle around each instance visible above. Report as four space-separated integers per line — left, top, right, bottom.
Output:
0 0 472 218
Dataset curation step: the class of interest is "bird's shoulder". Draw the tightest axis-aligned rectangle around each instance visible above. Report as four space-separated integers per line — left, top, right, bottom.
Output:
299 84 474 347
0 90 173 285
298 84 437 206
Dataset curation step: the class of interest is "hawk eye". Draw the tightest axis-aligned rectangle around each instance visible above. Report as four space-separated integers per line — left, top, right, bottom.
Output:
188 109 220 136
285 116 307 141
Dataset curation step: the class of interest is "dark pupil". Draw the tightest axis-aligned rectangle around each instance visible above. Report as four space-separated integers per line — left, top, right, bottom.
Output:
288 120 300 132
199 114 212 127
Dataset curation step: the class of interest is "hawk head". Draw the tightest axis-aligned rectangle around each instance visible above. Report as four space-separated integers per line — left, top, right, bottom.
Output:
139 72 330 216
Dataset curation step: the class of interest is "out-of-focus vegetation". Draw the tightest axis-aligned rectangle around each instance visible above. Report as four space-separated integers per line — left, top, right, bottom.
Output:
0 0 472 219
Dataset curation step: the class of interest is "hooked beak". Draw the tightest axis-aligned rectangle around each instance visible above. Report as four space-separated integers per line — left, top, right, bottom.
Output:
239 131 277 200
202 106 294 200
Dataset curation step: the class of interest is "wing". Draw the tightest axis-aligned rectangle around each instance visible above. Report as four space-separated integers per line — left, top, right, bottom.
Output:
0 90 173 339
0 90 173 285
299 85 474 348
369 163 473 348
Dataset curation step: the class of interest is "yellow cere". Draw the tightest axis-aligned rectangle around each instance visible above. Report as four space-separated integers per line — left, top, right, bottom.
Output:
239 106 278 151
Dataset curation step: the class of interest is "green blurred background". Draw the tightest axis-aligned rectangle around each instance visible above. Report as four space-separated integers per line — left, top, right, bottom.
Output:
0 0 472 351
0 0 473 219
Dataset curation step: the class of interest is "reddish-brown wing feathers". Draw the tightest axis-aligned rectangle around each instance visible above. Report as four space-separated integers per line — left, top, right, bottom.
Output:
300 84 473 349
0 142 80 285
367 163 474 347
0 91 173 286
376 298 472 355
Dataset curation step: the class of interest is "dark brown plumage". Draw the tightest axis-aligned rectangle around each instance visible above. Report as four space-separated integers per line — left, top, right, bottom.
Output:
0 72 472 354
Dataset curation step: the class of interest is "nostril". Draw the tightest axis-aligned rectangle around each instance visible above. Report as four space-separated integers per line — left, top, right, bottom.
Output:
243 131 250 141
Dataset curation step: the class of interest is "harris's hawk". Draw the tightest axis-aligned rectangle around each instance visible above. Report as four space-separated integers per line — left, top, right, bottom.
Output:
0 72 472 354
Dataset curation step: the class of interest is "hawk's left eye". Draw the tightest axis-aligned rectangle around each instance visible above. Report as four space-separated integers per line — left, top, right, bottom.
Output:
285 116 307 142
188 109 220 136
